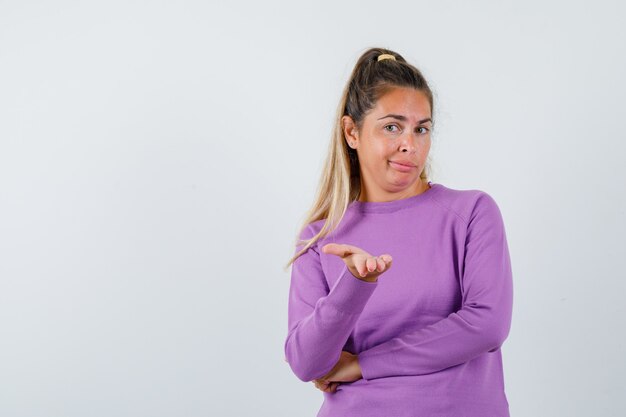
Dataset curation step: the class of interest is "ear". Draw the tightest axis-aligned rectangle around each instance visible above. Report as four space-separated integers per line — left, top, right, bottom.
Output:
341 115 359 148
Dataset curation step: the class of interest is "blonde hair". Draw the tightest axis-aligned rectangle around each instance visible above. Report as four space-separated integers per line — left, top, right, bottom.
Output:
283 47 435 270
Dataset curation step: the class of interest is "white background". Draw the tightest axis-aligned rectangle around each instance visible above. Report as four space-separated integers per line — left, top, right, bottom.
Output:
1 1 625 416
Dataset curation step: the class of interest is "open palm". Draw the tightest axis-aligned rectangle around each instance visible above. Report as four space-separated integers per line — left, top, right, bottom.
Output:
321 243 393 282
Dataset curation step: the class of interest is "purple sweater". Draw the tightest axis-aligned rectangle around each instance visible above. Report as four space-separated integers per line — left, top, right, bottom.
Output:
284 182 514 417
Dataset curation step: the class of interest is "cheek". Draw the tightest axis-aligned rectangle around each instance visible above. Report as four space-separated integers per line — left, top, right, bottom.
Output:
366 141 391 161
379 141 395 156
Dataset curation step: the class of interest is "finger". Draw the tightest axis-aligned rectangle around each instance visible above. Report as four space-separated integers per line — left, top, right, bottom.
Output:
322 243 368 258
356 259 368 277
375 256 386 272
313 380 327 390
380 254 393 264
366 256 377 272
321 243 351 258
321 380 335 393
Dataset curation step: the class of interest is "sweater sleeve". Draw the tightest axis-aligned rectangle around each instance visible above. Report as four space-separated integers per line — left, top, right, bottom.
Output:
357 193 514 381
284 225 378 382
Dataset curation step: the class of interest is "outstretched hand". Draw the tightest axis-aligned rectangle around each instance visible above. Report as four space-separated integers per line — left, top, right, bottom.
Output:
322 243 393 282
312 244 392 393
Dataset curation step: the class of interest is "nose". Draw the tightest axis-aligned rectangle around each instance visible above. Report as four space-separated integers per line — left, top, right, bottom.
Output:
399 131 418 153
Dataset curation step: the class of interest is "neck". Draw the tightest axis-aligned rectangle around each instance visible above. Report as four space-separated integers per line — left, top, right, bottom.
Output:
358 179 429 203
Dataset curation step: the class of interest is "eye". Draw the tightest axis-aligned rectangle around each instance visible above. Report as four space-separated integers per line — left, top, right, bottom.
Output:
384 124 400 133
417 126 430 134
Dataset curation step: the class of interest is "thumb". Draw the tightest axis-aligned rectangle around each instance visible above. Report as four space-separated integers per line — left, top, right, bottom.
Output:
321 243 362 258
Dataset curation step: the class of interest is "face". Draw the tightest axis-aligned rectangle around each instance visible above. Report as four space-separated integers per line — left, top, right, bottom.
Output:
342 86 432 201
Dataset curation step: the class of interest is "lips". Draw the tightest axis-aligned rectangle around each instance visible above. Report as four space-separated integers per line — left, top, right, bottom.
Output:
389 160 416 168
389 160 416 172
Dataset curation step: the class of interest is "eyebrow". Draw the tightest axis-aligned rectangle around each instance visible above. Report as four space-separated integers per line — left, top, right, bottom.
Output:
377 114 432 124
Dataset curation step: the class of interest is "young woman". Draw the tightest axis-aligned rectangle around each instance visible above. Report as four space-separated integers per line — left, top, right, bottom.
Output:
283 47 514 417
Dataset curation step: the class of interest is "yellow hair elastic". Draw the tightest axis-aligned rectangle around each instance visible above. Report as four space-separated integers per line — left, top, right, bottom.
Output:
377 54 396 62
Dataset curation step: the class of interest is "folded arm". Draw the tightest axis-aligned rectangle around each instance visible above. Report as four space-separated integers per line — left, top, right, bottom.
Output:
357 193 514 380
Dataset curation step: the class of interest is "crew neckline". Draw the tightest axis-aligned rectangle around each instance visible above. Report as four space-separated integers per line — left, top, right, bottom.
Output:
349 181 440 213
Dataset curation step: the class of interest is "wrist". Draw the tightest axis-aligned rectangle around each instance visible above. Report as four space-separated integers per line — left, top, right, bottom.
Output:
354 355 363 379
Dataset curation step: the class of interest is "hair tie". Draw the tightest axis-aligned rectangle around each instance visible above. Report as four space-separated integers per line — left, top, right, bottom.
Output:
377 54 396 62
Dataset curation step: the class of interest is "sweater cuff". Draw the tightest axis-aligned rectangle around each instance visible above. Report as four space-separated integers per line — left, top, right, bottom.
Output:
320 264 378 314
357 347 388 381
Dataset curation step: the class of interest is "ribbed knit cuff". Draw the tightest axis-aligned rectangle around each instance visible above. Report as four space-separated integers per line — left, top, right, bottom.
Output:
357 347 389 381
320 264 378 314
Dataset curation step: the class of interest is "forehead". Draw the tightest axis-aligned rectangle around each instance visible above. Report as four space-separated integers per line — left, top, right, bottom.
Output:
373 87 431 118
